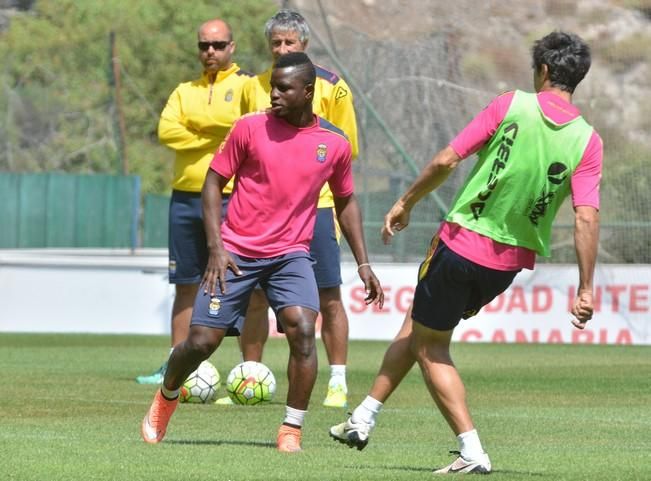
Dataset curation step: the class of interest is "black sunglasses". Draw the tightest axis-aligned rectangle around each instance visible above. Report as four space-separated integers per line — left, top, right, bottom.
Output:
198 41 231 52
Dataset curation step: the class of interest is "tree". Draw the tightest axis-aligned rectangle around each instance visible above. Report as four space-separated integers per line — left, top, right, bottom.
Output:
0 0 277 193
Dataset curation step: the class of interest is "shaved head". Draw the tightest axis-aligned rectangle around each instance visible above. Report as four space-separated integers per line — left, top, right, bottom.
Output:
198 19 232 42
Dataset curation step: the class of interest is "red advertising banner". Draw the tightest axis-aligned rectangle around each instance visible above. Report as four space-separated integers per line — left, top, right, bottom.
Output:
335 264 650 345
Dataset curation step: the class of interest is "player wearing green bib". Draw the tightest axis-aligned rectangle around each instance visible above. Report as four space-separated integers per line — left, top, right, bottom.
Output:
330 31 602 475
447 89 593 257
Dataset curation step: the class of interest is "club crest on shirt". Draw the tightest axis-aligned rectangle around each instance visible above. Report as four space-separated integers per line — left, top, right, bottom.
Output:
224 88 233 102
208 297 221 316
316 143 327 163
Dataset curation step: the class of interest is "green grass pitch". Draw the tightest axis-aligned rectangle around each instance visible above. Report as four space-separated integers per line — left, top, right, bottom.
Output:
2 333 650 480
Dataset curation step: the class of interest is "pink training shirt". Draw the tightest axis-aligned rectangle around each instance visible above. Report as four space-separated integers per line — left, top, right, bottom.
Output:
442 91 603 271
211 112 353 258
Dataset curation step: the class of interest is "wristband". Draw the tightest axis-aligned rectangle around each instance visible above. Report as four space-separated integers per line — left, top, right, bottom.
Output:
357 263 371 271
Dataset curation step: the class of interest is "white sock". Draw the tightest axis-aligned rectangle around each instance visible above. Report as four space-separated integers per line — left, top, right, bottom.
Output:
283 406 307 428
458 429 485 460
351 395 383 425
329 365 347 390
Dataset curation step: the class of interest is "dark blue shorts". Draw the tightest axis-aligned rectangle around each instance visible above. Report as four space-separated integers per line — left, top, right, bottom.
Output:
411 237 519 331
190 251 319 335
168 190 229 284
309 207 342 289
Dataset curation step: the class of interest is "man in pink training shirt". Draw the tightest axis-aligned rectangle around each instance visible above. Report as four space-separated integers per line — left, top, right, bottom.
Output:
330 31 602 474
140 52 384 453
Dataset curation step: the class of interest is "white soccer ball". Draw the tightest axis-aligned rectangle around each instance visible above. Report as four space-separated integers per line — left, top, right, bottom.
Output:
180 360 220 404
226 361 276 405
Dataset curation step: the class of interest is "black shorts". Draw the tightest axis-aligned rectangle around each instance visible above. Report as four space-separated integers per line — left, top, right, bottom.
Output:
412 237 519 331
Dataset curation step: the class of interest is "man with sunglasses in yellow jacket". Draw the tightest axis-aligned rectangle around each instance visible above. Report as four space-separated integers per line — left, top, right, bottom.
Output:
136 18 251 385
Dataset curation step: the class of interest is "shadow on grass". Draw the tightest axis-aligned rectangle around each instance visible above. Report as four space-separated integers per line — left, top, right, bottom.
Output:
343 464 547 477
491 470 546 476
351 465 433 473
167 439 275 448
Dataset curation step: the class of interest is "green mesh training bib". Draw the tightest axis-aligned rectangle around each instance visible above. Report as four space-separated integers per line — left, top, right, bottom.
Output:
446 90 593 257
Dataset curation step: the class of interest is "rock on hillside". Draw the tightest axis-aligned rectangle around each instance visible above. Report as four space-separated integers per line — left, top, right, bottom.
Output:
295 0 651 148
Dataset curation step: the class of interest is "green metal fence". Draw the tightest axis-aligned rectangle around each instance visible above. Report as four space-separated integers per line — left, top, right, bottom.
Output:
0 173 140 249
0 173 439 255
142 193 169 248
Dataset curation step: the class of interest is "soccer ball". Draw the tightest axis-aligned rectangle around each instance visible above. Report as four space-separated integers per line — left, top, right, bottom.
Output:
180 360 220 404
226 361 276 405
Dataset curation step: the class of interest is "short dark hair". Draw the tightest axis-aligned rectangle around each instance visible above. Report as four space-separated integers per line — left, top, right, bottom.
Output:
531 31 591 93
273 52 316 85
